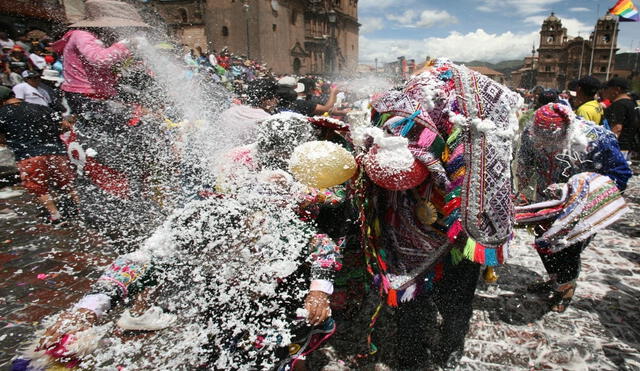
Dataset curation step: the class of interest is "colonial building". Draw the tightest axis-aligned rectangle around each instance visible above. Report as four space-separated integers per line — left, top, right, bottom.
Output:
146 0 208 52
468 66 504 84
510 56 538 89
535 12 618 89
151 0 359 75
0 0 69 37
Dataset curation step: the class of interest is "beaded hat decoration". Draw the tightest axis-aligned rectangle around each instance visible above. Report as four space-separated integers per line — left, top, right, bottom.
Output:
533 103 571 135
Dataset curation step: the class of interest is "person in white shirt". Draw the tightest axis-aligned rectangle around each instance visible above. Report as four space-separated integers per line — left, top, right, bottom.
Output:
28 47 47 71
0 32 14 50
12 71 51 106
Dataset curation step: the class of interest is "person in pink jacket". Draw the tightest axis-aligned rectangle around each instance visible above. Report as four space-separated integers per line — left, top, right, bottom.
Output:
51 30 130 101
50 0 149 113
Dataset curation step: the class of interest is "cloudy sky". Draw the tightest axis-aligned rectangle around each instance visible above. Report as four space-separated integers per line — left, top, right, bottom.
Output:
358 0 638 64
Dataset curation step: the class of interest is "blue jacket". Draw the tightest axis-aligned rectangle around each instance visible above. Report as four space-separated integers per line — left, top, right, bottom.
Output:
517 120 632 200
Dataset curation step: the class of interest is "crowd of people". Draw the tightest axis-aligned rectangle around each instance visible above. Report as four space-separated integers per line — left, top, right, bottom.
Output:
0 0 638 369
524 75 640 159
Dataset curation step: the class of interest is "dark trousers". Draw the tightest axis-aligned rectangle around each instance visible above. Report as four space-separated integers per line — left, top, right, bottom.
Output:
395 259 481 367
538 237 593 284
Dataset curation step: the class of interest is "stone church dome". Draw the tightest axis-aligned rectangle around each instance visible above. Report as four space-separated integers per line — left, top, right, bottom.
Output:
545 12 560 22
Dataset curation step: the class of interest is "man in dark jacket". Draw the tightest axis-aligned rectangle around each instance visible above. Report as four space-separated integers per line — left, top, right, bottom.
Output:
0 92 77 223
602 77 639 156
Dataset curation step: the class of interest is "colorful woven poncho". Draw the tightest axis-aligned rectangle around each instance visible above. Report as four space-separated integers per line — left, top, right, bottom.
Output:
359 61 523 304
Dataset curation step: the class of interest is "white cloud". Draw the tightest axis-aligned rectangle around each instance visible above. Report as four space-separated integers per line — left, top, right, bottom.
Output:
359 29 539 64
524 15 592 38
523 15 546 26
559 18 593 37
569 7 591 12
415 10 458 28
476 0 563 15
387 10 416 25
360 17 385 34
385 9 458 28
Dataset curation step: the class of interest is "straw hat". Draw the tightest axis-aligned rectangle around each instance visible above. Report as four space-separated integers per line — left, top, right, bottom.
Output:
70 0 151 28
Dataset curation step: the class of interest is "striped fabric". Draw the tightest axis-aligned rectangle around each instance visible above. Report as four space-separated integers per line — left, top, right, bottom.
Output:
522 172 630 254
609 0 639 22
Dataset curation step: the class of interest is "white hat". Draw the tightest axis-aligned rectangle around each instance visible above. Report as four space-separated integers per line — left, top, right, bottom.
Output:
277 76 305 93
41 69 64 83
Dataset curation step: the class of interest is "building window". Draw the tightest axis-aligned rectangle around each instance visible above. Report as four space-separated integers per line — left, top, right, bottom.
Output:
222 26 229 37
272 24 277 32
178 8 188 23
603 35 611 43
547 36 554 43
545 66 551 72
545 54 552 59
293 57 301 74
291 9 298 25
334 0 341 7
600 66 607 72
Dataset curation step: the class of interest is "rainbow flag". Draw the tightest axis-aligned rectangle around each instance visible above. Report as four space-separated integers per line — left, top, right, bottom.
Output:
609 0 640 22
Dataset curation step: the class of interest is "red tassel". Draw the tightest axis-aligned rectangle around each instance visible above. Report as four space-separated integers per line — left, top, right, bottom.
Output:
387 289 398 307
474 241 485 264
443 197 461 216
434 262 444 281
447 220 464 242
497 245 504 264
377 254 388 272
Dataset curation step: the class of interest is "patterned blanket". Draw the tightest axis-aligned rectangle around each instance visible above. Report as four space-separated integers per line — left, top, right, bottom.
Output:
515 172 629 253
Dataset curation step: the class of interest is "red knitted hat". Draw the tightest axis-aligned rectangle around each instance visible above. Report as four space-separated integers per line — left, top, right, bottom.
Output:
533 103 571 133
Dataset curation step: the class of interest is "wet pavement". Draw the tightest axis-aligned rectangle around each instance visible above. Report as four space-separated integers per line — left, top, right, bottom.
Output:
460 174 640 370
0 173 639 370
0 187 115 368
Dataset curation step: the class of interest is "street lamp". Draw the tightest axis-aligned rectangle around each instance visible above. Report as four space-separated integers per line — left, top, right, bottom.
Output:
327 10 337 74
328 9 337 24
243 0 250 58
530 43 536 89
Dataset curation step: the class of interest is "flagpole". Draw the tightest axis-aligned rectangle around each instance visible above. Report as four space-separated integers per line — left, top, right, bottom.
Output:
606 16 619 80
578 32 585 78
589 4 600 75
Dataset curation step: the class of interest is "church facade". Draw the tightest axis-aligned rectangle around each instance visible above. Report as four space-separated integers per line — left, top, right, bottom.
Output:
535 12 618 89
151 0 360 75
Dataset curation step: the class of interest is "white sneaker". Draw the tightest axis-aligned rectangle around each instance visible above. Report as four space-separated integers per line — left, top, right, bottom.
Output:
116 306 177 331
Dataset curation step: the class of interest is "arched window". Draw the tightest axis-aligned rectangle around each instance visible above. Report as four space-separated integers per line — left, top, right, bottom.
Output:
293 57 301 74
222 26 229 37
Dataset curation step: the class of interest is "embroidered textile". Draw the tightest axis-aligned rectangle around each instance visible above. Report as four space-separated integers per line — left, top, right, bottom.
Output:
526 172 629 253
